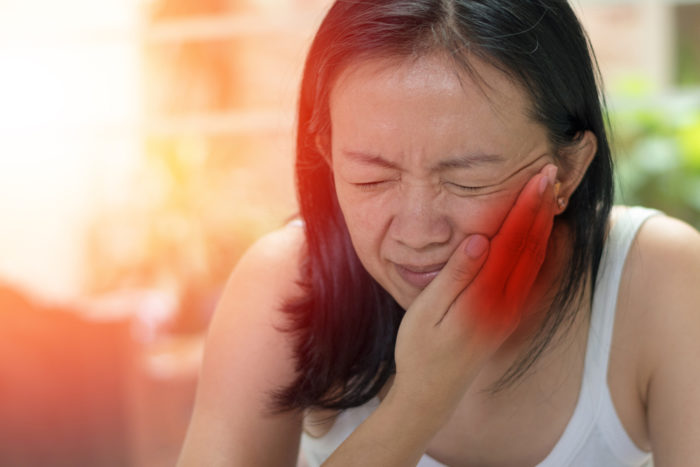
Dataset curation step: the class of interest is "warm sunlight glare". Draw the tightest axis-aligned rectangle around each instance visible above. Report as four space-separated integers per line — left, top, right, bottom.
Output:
0 0 142 300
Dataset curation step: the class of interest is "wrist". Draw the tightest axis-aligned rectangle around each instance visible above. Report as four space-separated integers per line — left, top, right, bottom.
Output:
321 385 442 466
382 380 452 438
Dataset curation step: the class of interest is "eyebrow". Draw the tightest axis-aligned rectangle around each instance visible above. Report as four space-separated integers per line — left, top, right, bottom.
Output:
435 153 506 170
341 151 400 169
341 150 505 171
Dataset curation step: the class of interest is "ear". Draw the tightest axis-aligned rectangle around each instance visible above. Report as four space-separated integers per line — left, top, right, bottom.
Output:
554 130 597 214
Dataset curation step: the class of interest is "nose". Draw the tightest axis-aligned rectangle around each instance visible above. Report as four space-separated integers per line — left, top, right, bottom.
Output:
389 184 451 250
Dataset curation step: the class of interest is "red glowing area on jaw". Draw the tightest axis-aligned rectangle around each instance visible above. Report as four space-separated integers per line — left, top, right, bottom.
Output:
461 171 556 336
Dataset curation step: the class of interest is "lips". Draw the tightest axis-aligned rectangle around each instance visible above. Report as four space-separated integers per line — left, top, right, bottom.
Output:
394 262 446 289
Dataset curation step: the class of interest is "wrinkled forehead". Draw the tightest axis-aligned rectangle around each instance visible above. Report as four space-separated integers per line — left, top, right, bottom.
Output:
328 52 552 176
329 52 536 134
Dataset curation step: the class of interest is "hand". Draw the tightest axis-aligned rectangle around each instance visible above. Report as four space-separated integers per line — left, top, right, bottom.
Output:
390 163 558 425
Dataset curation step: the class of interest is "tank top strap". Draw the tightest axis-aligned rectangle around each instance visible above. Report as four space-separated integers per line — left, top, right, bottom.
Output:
585 206 661 387
539 206 661 466
286 217 304 228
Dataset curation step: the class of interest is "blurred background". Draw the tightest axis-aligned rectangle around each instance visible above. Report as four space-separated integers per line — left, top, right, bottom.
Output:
0 0 698 465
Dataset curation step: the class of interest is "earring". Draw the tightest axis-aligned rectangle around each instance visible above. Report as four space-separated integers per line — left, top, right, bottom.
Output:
553 182 567 211
554 181 561 197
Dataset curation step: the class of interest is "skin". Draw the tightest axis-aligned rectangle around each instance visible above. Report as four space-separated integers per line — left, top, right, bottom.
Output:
322 54 579 464
176 50 700 467
330 54 582 339
322 53 700 465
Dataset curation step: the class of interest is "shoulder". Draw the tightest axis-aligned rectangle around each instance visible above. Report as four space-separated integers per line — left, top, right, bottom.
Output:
616 208 700 457
621 209 700 310
178 223 308 465
621 209 700 358
207 222 306 344
228 221 306 296
617 207 700 341
205 221 307 372
627 209 700 355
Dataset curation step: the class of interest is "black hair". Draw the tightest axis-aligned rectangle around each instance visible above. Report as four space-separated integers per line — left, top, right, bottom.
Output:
268 0 614 414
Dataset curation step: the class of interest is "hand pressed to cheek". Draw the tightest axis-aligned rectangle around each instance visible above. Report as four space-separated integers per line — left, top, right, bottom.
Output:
435 153 555 238
448 164 558 339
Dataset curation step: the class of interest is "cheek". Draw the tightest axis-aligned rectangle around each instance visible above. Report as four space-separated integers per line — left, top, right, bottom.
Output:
335 186 391 262
446 191 518 239
338 186 519 249
336 186 388 230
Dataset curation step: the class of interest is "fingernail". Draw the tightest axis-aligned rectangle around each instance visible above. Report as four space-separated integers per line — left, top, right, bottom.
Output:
539 164 558 195
538 174 549 195
466 235 488 259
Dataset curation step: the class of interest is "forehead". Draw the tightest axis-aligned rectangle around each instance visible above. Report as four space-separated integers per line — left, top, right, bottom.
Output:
328 53 545 163
331 53 532 116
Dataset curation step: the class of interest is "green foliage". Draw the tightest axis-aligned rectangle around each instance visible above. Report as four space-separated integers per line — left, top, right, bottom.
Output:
611 96 700 230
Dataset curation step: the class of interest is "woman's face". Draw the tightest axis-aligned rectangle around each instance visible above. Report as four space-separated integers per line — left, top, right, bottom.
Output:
330 54 556 309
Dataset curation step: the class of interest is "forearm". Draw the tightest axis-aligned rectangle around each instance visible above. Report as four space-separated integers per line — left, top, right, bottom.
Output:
321 389 447 467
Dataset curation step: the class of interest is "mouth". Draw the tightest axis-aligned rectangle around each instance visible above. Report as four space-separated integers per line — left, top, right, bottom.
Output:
394 262 446 289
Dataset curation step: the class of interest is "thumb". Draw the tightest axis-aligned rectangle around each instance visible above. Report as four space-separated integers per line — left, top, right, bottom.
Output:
410 234 490 322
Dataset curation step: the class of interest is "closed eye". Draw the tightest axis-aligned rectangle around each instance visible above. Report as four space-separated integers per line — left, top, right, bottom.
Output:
446 182 484 194
353 180 394 191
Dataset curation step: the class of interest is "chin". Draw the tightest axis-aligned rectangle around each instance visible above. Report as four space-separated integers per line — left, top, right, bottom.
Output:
365 263 418 309
369 275 409 310
387 286 419 311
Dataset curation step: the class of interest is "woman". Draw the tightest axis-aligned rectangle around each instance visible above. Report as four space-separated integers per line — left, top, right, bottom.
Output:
178 1 700 465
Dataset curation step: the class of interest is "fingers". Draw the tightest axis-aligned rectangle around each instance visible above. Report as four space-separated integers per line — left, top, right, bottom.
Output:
477 164 556 289
411 234 490 324
407 164 557 333
504 173 557 310
464 164 557 332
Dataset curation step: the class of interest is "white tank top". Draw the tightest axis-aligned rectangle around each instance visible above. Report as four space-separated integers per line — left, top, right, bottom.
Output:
300 207 658 466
